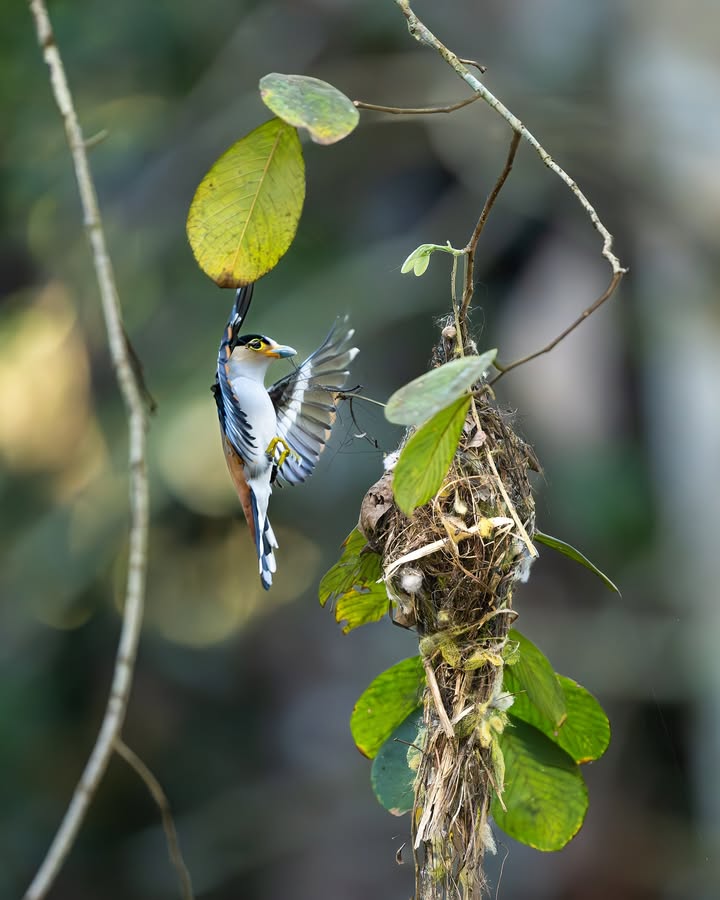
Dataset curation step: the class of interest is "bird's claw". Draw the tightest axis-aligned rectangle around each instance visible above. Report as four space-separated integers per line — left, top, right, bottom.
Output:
265 436 300 469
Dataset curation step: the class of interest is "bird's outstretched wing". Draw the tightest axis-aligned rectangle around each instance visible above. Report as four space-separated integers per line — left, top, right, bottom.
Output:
268 316 358 486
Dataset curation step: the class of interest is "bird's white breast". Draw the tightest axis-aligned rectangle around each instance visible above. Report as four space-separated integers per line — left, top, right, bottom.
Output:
227 373 277 475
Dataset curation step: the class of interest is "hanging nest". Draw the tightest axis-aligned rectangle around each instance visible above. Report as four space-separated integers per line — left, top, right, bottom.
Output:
359 327 539 899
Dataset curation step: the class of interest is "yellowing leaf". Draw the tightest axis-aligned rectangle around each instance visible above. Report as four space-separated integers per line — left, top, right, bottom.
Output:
335 584 390 634
259 73 359 145
393 395 470 517
319 528 388 633
186 118 305 287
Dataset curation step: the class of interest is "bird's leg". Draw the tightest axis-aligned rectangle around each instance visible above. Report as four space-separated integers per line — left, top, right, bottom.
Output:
265 436 300 469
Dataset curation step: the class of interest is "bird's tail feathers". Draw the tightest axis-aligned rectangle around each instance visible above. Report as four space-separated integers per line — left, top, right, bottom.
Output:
232 283 255 327
248 476 278 591
220 284 256 361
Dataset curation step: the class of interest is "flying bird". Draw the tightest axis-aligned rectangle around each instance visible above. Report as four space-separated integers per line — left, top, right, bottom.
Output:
213 284 358 590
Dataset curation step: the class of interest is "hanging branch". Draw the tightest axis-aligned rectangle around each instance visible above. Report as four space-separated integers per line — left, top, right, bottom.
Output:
394 0 626 278
357 3 625 377
24 1 150 897
393 0 626 378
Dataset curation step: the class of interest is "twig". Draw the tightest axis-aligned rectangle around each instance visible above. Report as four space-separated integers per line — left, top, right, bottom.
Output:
422 656 455 740
394 0 627 279
490 270 623 383
354 94 480 115
450 252 462 355
460 132 521 323
337 390 386 408
457 58 487 74
83 128 109 149
114 740 195 900
24 1 150 898
484 447 537 559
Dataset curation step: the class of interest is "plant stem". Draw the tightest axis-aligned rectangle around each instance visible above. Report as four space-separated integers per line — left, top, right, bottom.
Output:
460 132 521 325
115 740 195 900
355 95 480 115
394 0 627 278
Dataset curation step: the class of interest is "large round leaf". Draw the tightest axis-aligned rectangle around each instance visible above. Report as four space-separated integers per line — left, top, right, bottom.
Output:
491 720 588 851
259 73 359 145
371 708 424 816
351 656 424 759
186 117 305 287
505 671 610 765
506 629 566 730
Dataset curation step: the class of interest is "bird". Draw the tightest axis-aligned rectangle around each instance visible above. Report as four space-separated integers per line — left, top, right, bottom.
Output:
213 284 358 590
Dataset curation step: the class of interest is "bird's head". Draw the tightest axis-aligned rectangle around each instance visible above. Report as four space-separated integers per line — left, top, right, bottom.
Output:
230 334 296 364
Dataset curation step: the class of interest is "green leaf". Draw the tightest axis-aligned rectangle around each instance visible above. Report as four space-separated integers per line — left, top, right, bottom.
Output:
534 531 620 595
351 656 425 759
385 354 496 426
319 528 388 633
506 630 566 730
505 670 610 764
408 252 430 276
335 584 390 634
318 529 379 603
490 731 506 800
371 708 424 815
186 117 305 287
259 73 359 145
491 719 588 851
400 242 463 277
393 395 470 517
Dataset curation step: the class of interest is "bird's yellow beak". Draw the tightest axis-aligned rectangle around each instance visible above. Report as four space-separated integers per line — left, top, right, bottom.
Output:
263 342 296 359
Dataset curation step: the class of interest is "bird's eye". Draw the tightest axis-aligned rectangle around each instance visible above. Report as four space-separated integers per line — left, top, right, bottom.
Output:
248 339 262 350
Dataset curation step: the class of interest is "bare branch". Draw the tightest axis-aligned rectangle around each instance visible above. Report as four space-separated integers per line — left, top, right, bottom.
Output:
490 270 624 383
460 132 521 323
457 57 487 75
24 1 150 897
394 0 627 278
115 740 195 900
354 94 480 115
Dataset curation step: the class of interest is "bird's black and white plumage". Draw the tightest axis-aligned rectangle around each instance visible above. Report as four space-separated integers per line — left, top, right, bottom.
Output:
213 284 358 590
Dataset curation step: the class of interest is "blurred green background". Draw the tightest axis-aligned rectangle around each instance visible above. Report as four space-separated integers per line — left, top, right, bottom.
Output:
2 1 719 897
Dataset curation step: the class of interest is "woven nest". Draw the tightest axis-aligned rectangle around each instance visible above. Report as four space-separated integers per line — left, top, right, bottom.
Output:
359 344 538 898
